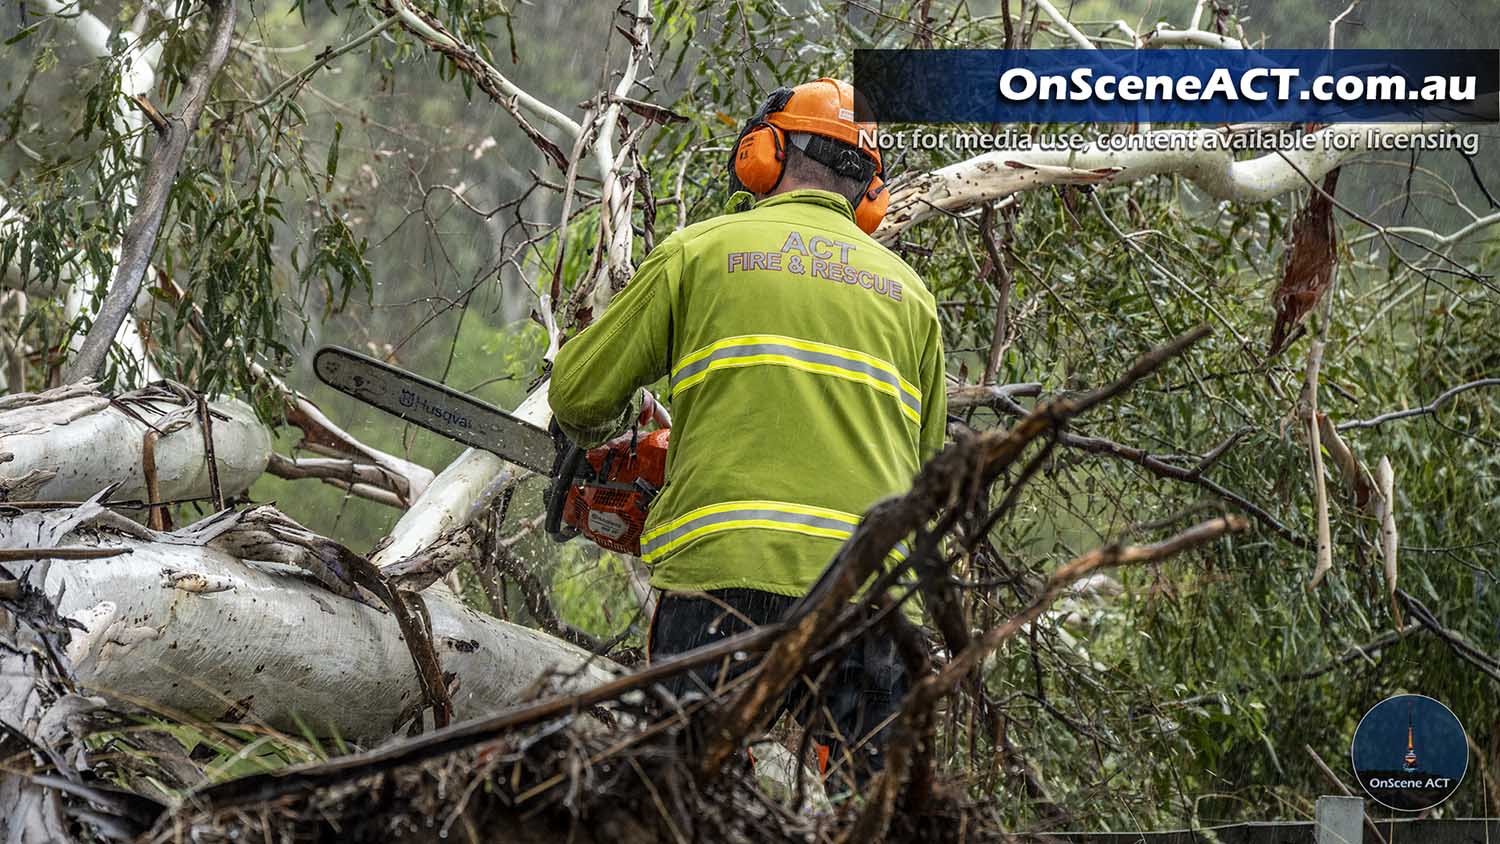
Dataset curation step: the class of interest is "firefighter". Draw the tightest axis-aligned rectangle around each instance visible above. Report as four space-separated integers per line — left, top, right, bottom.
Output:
549 78 946 785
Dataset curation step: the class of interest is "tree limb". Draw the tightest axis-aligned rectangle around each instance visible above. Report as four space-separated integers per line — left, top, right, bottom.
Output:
64 0 239 383
876 123 1456 242
1337 377 1500 430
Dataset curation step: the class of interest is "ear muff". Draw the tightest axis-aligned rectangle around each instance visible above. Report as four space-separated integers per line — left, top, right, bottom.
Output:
732 123 788 195
727 87 796 197
854 173 889 235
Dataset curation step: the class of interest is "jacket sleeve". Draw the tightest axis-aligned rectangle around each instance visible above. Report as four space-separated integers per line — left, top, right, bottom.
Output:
917 311 948 463
549 238 683 446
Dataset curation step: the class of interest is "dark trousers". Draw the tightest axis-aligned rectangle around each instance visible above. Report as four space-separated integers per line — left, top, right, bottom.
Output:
646 587 907 786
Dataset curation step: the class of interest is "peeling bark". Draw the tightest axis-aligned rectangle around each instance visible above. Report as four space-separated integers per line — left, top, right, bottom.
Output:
0 504 614 745
0 495 119 844
0 384 270 506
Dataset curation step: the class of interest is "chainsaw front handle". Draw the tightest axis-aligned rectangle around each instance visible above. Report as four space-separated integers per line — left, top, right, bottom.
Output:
638 388 671 429
544 444 585 542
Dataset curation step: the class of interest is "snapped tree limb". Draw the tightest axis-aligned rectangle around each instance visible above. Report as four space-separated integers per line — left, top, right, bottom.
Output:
875 123 1454 242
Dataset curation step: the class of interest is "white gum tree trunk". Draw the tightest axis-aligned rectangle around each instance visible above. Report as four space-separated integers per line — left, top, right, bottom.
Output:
52 534 614 741
1 501 614 748
0 385 270 505
0 377 615 752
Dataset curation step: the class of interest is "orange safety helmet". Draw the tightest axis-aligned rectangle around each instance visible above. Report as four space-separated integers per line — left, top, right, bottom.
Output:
729 78 889 234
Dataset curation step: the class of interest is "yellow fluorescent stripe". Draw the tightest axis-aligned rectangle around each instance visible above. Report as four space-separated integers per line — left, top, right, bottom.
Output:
642 519 852 562
676 354 894 393
672 355 922 423
673 334 919 399
641 499 860 543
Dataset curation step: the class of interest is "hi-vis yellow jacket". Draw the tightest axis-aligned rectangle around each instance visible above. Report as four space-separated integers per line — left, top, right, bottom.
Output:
550 189 946 596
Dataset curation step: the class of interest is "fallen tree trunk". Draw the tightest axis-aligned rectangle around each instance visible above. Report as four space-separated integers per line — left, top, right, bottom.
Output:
0 384 271 506
7 510 615 744
2 500 820 840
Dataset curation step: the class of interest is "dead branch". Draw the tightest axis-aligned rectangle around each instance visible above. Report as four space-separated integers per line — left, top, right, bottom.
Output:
696 325 1212 779
0 548 129 562
846 515 1247 843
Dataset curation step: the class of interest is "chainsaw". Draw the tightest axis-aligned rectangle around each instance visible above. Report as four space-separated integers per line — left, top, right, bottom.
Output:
313 346 669 555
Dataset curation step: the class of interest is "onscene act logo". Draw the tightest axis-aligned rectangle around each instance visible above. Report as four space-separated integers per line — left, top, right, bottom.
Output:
1351 694 1468 811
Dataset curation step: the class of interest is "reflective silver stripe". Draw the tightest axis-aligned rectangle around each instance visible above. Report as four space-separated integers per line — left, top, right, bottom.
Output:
671 341 921 417
640 506 855 559
641 510 915 565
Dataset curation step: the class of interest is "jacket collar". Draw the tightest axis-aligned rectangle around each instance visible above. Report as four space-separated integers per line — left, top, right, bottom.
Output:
754 188 856 223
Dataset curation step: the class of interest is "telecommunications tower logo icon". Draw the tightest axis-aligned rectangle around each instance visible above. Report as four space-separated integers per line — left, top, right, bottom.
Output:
1402 701 1419 773
1352 694 1467 811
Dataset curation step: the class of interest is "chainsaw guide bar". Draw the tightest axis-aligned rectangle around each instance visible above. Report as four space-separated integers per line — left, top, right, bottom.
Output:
312 346 556 474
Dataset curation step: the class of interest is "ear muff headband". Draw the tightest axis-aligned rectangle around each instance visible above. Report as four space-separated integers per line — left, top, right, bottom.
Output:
792 132 876 185
795 131 888 234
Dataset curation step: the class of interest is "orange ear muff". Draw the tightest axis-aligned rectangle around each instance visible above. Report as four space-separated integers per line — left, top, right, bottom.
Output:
855 173 889 234
732 123 788 195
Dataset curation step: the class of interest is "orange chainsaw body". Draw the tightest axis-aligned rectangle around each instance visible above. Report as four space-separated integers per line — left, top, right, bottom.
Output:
559 427 670 555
